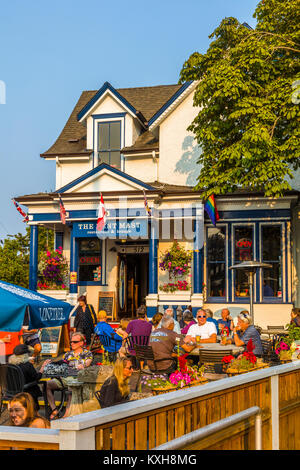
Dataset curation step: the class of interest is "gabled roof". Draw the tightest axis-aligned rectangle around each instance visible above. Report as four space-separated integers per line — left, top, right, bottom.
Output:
55 162 155 194
40 83 188 158
122 130 159 154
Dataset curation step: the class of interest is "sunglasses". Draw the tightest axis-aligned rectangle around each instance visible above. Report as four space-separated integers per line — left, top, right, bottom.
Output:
125 365 133 370
197 315 206 319
70 340 82 344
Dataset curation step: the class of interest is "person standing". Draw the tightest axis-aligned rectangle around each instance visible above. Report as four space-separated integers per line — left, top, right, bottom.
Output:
74 295 97 346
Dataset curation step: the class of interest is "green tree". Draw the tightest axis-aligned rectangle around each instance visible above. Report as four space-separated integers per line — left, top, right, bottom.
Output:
0 226 54 288
179 0 300 198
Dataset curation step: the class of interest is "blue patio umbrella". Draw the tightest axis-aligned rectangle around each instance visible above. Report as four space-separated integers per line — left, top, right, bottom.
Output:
0 280 73 332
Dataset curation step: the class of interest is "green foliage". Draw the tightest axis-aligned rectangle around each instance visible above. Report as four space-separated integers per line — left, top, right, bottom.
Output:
179 0 300 198
0 226 55 288
286 323 300 342
0 231 30 287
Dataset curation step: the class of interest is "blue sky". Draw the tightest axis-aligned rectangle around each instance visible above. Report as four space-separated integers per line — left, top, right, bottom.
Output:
0 0 258 240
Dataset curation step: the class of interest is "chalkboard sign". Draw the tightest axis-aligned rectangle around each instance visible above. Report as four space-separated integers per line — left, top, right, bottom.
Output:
40 326 62 356
98 292 116 321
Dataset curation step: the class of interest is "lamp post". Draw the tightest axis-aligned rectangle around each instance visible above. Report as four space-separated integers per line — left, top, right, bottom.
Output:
229 261 272 324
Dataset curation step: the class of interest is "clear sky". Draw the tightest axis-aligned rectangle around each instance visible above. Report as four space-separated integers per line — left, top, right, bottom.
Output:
0 0 258 240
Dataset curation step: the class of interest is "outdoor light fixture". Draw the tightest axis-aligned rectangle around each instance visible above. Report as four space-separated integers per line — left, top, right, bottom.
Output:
229 261 272 324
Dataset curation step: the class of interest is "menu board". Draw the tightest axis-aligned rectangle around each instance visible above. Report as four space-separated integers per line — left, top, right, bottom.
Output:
98 292 115 321
40 326 62 356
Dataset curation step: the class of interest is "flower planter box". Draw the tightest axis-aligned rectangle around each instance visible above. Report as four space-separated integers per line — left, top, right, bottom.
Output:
37 289 68 301
151 377 209 395
226 363 269 377
158 292 191 302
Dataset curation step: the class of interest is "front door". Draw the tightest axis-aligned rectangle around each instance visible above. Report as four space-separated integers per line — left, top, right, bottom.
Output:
117 254 127 317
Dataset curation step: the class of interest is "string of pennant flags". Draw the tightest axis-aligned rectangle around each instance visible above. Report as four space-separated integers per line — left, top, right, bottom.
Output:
13 192 219 227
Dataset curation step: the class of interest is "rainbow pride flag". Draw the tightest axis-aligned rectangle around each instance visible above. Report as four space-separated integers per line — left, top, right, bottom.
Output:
204 194 220 226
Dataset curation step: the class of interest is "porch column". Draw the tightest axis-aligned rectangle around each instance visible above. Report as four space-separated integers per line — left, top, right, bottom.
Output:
29 225 38 291
191 206 204 314
69 226 78 296
193 217 203 294
149 220 158 294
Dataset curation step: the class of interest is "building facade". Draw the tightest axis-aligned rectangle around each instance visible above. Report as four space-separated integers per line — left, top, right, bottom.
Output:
16 81 300 327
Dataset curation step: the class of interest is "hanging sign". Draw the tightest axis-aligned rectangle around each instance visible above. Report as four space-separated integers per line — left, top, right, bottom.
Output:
73 219 148 239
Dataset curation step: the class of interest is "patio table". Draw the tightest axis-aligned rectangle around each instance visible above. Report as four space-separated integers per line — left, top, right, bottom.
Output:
188 343 244 355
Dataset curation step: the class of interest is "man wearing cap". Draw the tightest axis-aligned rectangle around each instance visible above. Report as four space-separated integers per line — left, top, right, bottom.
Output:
231 310 263 356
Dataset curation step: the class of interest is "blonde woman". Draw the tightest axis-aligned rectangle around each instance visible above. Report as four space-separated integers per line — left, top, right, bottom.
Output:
115 318 130 358
96 357 133 408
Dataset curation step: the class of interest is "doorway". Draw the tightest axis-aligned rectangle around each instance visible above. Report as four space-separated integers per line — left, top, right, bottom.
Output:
117 252 149 318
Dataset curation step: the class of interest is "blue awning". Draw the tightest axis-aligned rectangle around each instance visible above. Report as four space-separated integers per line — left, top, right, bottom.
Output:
0 281 72 332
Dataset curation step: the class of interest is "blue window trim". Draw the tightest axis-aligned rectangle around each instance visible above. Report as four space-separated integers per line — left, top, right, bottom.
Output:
78 237 103 284
97 120 122 168
206 220 288 305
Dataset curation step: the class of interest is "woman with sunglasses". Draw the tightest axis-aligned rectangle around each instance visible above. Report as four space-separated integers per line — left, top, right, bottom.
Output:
231 311 263 356
46 332 93 419
96 357 133 408
8 392 50 429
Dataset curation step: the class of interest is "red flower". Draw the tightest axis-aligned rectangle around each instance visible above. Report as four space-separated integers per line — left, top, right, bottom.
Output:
222 355 234 364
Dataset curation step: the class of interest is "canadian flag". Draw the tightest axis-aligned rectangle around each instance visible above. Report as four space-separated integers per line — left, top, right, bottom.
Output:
97 193 106 232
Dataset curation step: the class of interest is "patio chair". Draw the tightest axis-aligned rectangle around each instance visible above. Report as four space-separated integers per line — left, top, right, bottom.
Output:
133 344 177 392
98 334 121 362
0 364 42 416
125 335 151 369
199 350 233 374
88 333 102 353
261 339 280 365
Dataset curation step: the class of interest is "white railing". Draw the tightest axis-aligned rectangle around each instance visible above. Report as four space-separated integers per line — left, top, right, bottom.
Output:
154 406 262 450
1 361 300 449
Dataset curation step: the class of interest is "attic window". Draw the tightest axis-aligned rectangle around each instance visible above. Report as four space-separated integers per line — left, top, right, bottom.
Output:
97 121 121 169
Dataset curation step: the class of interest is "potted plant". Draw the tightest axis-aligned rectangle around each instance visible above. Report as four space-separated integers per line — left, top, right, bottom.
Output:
141 354 207 395
275 339 295 363
225 339 269 376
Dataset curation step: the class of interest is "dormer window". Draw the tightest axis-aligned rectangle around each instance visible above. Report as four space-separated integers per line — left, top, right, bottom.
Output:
98 121 121 169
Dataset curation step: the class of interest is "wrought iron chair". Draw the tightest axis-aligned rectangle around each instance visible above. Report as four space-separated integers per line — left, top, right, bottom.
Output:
199 350 233 374
133 344 177 391
0 364 42 416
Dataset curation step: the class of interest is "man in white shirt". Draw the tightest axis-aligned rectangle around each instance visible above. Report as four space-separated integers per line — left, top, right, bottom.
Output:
185 309 217 343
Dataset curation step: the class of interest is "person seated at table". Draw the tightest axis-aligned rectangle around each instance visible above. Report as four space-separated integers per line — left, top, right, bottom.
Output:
290 308 300 327
157 308 181 334
8 392 50 428
97 356 133 408
46 332 93 420
94 310 123 361
21 309 42 362
125 306 152 359
230 310 263 356
185 309 217 344
115 318 131 358
205 309 219 335
151 312 164 332
217 308 234 334
8 344 51 410
180 306 193 329
148 315 195 373
181 310 196 335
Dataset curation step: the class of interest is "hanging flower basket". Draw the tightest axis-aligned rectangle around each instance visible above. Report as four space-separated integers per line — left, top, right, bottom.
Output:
159 241 192 278
38 246 69 290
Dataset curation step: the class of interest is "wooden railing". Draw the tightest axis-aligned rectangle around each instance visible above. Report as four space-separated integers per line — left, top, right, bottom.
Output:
1 362 300 450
